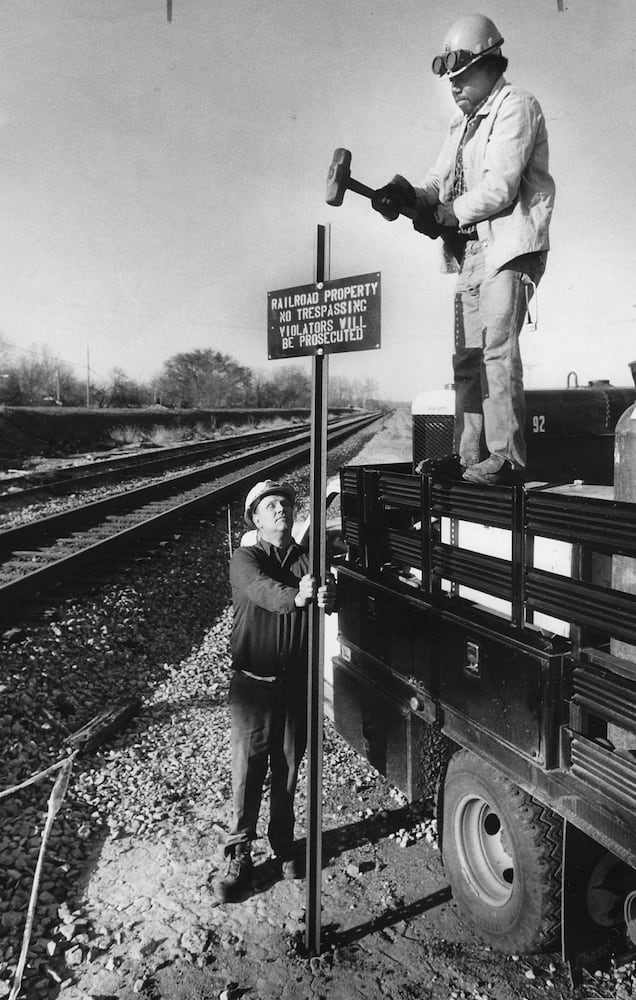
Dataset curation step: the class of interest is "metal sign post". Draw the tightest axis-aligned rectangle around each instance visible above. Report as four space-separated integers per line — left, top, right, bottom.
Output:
306 223 329 956
267 228 380 956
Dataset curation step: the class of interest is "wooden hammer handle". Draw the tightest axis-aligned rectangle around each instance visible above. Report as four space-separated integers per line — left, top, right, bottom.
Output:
349 176 416 220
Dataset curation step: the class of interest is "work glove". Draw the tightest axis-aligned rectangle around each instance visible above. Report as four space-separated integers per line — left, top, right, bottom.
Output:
435 202 459 228
413 201 460 240
371 175 416 222
413 204 443 239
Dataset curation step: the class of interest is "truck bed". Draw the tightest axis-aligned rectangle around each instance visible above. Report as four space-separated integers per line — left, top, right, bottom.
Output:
334 464 636 869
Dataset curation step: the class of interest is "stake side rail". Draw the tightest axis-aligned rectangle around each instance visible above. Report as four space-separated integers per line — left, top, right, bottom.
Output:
341 465 636 646
334 562 636 869
338 464 636 864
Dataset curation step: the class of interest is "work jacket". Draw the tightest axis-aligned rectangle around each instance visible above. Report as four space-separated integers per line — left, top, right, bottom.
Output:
416 76 555 275
229 538 310 680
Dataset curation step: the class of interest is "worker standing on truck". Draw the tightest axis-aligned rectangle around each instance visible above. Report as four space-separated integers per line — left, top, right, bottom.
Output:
372 13 555 486
213 479 336 902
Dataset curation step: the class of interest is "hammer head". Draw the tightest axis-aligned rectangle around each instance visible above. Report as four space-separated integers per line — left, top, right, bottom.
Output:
326 148 352 206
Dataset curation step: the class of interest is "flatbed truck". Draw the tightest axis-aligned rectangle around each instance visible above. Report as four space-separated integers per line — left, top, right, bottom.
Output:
329 378 636 969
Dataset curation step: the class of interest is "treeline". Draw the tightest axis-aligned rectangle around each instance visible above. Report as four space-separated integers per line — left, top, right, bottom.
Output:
0 343 380 410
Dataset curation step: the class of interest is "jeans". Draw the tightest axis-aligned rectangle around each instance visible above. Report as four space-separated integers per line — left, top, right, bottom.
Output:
225 669 307 858
453 241 546 469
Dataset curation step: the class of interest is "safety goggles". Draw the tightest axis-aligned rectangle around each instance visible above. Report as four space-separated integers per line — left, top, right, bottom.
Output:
431 41 502 78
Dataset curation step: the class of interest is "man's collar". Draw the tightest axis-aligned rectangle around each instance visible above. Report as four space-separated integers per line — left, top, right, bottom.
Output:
257 535 297 557
474 74 507 116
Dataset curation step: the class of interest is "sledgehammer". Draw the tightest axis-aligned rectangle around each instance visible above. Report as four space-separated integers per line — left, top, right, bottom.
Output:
325 147 416 220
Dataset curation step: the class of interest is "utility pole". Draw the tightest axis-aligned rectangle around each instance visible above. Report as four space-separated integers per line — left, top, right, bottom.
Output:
86 347 90 408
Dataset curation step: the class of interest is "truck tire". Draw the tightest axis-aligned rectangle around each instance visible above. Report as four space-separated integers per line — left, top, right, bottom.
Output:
442 750 562 953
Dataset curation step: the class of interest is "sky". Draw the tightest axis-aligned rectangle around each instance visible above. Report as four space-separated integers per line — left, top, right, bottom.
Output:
0 0 634 403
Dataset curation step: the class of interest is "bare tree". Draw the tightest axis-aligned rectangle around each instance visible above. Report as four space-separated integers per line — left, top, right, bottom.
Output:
260 366 311 408
155 349 253 408
0 369 23 405
17 347 60 404
328 375 378 408
107 367 146 408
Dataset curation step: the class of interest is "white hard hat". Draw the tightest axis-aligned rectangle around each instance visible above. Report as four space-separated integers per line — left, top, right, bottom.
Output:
243 479 296 528
432 14 504 79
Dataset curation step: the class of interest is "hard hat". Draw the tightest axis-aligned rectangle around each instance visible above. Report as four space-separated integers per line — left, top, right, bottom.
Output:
432 14 504 79
243 479 296 528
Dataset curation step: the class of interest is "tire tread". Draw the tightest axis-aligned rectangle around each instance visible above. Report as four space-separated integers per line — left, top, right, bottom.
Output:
443 750 563 953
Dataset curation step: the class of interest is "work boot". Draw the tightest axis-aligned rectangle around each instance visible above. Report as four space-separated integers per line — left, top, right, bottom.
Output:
415 453 465 480
213 843 253 902
462 455 525 487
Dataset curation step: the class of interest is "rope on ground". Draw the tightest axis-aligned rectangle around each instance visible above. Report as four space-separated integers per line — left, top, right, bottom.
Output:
4 753 77 1000
0 753 75 800
3 698 141 996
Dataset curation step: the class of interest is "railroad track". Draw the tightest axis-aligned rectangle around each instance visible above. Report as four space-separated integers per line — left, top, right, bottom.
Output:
0 410 381 615
0 419 321 507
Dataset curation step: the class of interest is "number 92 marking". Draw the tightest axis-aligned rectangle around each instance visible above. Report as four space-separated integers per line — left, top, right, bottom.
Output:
532 415 546 434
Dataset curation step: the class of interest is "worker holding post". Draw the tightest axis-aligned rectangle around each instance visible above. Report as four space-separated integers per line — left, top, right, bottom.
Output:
213 479 336 902
372 14 555 486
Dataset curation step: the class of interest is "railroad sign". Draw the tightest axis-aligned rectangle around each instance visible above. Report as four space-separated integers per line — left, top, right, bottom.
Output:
267 272 381 359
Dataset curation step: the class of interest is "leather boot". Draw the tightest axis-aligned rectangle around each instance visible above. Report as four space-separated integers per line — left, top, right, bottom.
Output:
213 843 253 902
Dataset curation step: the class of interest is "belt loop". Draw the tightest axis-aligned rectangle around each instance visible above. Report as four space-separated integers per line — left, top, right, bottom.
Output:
524 278 538 331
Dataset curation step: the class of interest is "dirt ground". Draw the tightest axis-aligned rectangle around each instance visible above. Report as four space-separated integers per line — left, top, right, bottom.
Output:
63 734 578 1000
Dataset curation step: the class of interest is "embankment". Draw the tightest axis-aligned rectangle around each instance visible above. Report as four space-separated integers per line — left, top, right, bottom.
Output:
0 406 311 465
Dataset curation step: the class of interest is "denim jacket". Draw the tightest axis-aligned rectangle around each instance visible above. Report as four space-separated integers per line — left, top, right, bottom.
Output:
416 77 555 275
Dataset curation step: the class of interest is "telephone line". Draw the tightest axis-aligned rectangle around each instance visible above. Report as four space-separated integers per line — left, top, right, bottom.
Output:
1 338 111 383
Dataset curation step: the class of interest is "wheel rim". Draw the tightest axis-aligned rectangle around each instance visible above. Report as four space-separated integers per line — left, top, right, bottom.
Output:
453 792 515 907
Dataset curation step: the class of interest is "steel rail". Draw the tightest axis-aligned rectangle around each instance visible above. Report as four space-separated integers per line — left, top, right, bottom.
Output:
0 415 376 549
0 412 381 610
0 415 367 507
0 422 311 500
